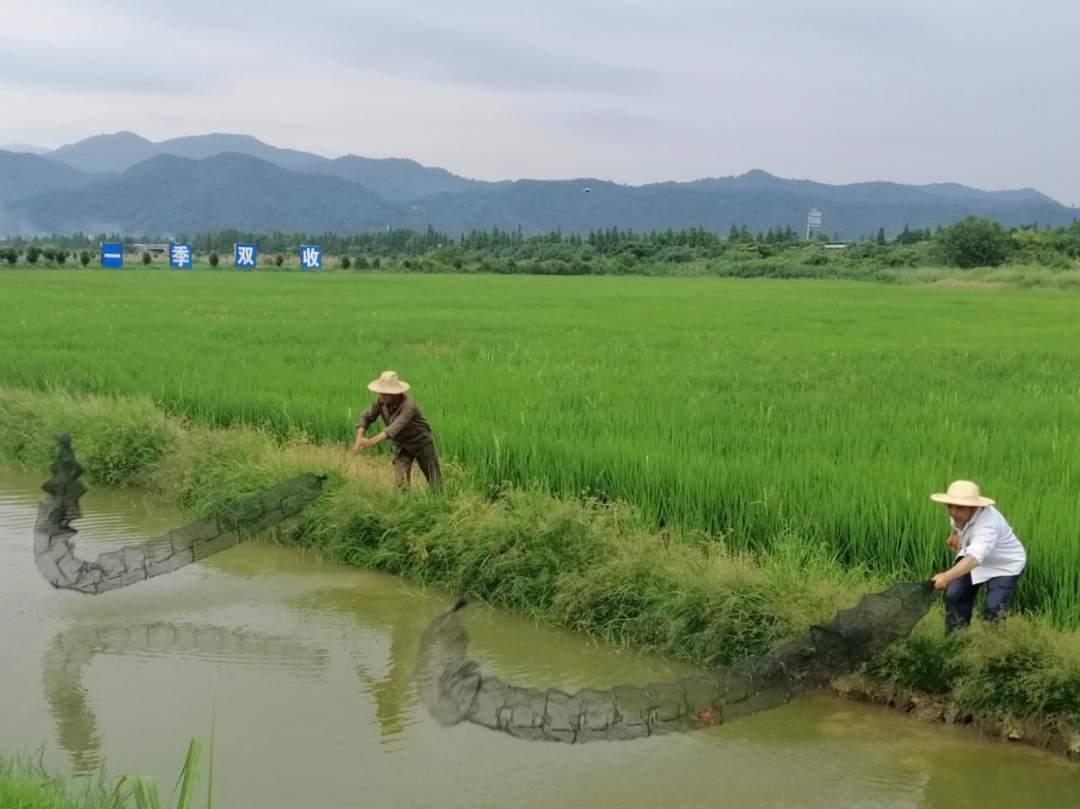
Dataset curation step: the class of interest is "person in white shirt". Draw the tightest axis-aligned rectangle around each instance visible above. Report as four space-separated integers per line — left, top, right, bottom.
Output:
930 480 1027 633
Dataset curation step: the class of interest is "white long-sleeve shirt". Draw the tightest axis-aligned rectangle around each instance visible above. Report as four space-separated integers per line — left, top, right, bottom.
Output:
950 506 1027 584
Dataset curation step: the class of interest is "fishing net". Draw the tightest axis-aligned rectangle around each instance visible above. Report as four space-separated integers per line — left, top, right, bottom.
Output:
416 582 935 743
34 434 325 594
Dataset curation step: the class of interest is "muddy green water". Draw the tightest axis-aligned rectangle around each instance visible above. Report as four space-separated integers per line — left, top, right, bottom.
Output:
1 466 1077 808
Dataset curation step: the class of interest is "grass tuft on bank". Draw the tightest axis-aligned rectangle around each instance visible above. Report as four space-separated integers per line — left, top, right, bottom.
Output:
0 754 119 809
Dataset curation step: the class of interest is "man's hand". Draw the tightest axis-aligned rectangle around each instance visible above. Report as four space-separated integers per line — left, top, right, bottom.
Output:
932 555 976 591
351 431 386 453
946 532 960 552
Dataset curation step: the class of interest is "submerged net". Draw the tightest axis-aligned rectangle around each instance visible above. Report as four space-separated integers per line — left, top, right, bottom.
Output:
416 582 935 743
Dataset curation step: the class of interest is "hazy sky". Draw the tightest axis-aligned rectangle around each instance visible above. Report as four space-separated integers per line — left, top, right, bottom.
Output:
3 0 1078 204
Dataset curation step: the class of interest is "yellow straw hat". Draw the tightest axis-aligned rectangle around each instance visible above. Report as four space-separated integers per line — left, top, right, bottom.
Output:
930 480 995 508
367 371 410 394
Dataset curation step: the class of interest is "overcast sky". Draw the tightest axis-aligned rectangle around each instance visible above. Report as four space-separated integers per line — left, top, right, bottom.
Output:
2 0 1078 204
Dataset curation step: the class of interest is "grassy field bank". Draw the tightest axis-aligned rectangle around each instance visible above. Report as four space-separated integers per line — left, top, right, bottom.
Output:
1 270 1078 623
1 387 1078 751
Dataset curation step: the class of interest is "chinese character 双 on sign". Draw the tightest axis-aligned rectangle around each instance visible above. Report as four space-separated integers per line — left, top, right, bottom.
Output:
234 243 257 268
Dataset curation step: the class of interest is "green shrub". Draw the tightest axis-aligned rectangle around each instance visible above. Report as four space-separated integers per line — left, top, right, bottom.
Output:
939 216 1012 268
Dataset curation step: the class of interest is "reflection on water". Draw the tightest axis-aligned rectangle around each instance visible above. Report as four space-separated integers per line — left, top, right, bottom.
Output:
1 465 1078 809
42 623 329 771
288 586 432 744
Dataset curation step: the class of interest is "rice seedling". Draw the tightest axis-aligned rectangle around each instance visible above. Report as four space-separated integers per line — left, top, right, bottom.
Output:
0 270 1077 624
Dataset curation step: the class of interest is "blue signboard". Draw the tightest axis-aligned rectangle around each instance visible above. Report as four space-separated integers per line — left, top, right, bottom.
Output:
299 244 322 270
100 242 123 269
234 243 257 269
169 242 193 269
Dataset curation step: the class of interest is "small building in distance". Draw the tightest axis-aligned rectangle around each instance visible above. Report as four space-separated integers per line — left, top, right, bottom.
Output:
131 243 169 256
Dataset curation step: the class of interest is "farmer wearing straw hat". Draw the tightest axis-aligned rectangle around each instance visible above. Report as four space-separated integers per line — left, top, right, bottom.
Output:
929 480 1026 633
352 371 441 490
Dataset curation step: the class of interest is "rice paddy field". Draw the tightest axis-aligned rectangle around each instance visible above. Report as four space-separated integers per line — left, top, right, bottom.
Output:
2 268 1079 624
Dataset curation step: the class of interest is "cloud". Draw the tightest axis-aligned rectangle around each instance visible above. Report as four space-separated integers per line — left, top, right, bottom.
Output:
91 0 665 95
1 0 1078 203
0 40 212 93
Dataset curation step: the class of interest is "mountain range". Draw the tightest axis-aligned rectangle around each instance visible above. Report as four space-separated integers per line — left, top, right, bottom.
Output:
1 132 1075 238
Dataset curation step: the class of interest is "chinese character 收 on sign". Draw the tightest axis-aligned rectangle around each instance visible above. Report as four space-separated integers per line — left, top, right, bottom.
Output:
234 243 257 269
299 244 322 270
169 243 193 269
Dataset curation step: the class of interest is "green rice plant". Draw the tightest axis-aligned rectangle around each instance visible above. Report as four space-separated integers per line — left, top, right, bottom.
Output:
0 271 1078 624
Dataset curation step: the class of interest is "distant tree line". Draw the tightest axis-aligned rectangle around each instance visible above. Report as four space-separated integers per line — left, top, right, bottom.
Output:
3 217 1078 273
0 245 93 267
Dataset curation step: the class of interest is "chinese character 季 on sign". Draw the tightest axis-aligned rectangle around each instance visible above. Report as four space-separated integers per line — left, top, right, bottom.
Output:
299 244 322 270
100 243 124 268
169 243 193 269
234 243 257 269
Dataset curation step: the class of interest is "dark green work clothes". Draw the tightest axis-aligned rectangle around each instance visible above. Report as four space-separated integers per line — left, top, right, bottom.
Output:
357 395 441 489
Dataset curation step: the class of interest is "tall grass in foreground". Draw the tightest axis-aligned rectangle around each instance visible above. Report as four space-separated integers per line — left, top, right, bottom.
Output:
0 755 122 809
0 271 1078 624
114 738 210 809
0 739 211 809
